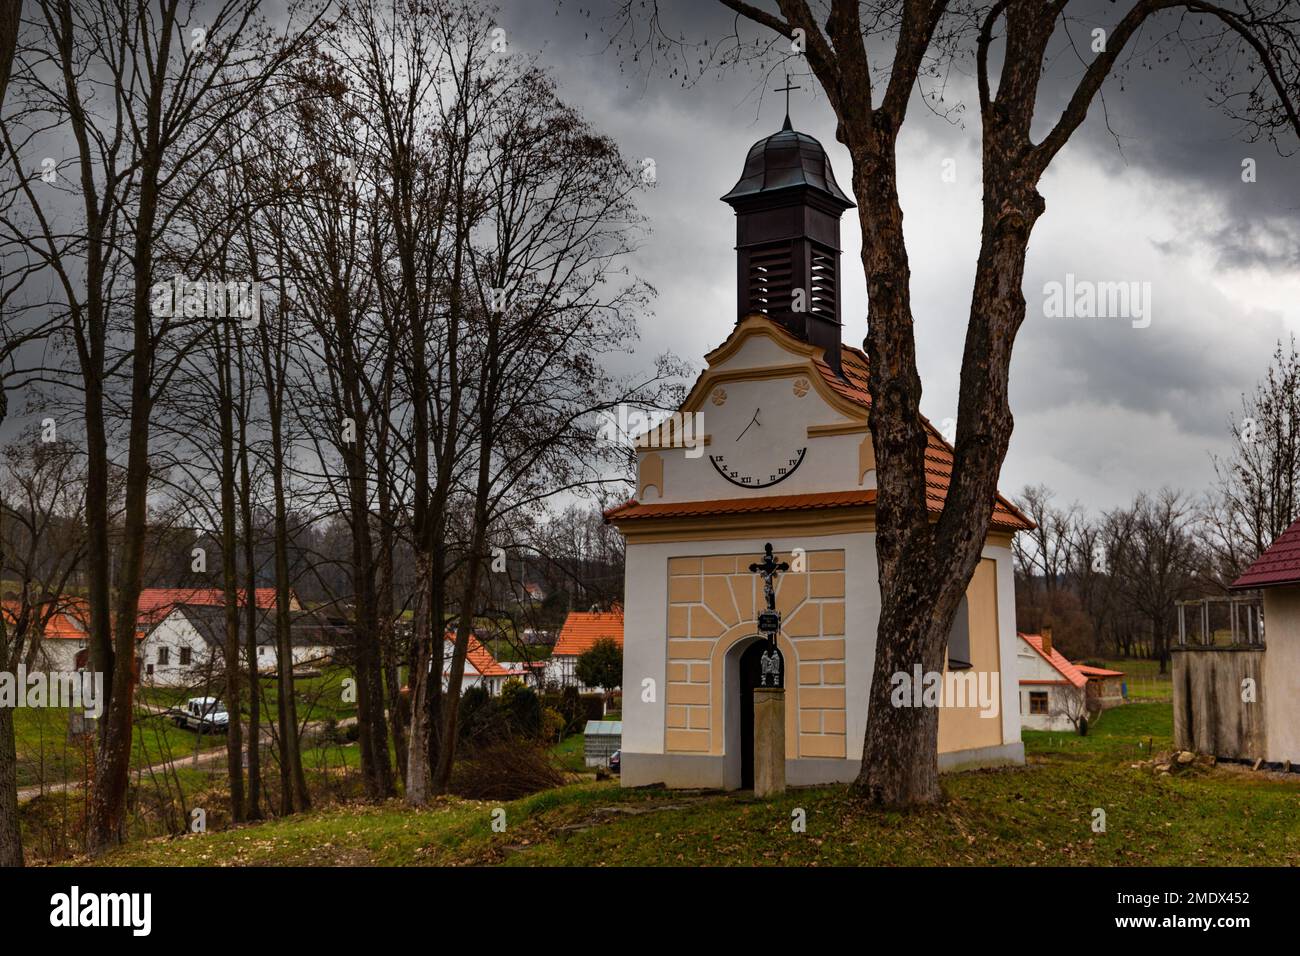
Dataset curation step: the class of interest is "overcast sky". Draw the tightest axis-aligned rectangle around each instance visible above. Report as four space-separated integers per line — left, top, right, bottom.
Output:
497 0 1300 513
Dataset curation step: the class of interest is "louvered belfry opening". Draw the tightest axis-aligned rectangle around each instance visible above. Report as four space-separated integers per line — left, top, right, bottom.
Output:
722 118 855 378
745 242 794 314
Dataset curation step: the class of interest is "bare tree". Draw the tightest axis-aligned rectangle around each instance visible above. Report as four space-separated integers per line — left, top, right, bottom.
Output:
1205 338 1300 582
0 435 88 866
1107 489 1202 671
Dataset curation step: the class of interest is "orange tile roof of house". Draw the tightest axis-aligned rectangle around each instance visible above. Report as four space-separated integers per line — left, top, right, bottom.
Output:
1074 663 1125 678
444 632 522 678
2 598 89 639
1019 632 1087 688
552 610 624 658
605 317 1032 533
607 489 877 522
138 587 282 626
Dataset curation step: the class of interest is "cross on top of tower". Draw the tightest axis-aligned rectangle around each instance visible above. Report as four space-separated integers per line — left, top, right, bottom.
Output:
775 74 801 130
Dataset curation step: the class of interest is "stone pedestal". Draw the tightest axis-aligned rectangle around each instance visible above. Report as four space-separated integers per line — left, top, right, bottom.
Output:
753 687 786 797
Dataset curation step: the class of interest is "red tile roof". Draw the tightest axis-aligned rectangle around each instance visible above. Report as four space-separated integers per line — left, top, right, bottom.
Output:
1 598 88 639
609 317 1032 533
1230 518 1300 589
1018 632 1087 688
607 489 877 522
444 632 522 678
138 587 282 626
552 610 624 658
1074 663 1125 678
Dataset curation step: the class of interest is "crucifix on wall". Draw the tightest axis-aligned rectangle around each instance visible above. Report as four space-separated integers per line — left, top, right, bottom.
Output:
749 542 789 687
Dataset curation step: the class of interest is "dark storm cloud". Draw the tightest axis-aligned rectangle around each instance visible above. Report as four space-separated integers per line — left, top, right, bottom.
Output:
6 1 1292 512
493 1 1300 510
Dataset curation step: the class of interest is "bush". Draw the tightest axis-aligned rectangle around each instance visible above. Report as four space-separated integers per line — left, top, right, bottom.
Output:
578 694 606 723
458 684 508 749
560 685 583 732
449 741 567 800
575 637 622 695
540 706 565 744
500 679 542 738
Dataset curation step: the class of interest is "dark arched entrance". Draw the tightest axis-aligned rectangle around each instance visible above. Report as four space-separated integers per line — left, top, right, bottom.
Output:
738 640 766 790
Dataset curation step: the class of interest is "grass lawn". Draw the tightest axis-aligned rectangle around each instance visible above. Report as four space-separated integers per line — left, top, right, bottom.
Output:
551 733 587 774
136 665 358 725
1091 658 1173 701
13 705 221 791
16 665 358 794
94 700 1300 867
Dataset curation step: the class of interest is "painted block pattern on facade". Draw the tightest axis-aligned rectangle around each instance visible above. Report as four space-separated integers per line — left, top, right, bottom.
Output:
665 550 847 758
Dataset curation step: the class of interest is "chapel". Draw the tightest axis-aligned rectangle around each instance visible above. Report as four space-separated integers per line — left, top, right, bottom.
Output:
605 117 1032 789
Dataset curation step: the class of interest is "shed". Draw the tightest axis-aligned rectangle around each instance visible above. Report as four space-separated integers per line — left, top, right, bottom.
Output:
1170 516 1300 768
583 720 622 768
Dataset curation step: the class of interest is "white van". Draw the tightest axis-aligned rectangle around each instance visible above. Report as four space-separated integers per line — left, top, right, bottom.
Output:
173 696 230 734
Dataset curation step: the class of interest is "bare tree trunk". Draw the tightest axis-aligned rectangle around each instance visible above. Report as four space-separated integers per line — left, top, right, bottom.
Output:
239 437 262 821
0 696 21 867
403 551 434 806
257 307 308 813
0 0 20 112
216 323 246 822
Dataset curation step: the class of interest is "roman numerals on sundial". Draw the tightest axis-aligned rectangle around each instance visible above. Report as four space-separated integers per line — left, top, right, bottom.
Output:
708 447 807 489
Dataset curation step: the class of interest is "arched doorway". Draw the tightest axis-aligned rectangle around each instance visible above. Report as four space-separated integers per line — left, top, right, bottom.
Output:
738 640 766 790
719 627 796 790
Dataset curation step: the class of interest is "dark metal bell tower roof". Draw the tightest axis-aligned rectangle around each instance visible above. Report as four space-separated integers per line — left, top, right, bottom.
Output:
720 118 855 210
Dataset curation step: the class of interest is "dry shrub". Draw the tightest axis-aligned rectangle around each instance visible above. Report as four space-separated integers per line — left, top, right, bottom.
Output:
450 740 566 801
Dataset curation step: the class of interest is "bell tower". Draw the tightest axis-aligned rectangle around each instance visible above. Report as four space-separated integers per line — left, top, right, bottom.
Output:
721 116 855 377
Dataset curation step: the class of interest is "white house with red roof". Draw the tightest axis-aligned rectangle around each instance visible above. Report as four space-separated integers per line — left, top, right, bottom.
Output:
445 632 528 696
546 609 624 691
603 118 1032 790
3 598 91 673
1016 630 1088 731
136 587 292 628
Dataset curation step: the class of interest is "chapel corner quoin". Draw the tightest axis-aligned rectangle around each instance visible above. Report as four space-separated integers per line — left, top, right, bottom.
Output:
604 121 1033 790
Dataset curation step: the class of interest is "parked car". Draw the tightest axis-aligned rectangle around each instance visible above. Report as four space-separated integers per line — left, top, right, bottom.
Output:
172 696 230 734
609 749 621 774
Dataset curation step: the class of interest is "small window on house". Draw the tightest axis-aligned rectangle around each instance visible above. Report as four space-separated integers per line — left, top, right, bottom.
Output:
259 646 267 657
1029 691 1049 715
157 647 169 665
947 594 971 670
179 647 192 666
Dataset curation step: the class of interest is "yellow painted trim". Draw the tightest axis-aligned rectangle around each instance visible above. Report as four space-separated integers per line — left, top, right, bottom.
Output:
858 434 876 485
807 421 869 438
621 512 876 545
704 313 817 365
676 316 868 421
638 453 664 500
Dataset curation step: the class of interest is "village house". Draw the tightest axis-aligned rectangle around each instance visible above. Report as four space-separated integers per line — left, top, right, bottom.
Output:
139 603 341 687
546 609 624 691
1016 630 1088 732
136 586 294 629
444 631 529 696
604 118 1033 790
3 598 91 673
